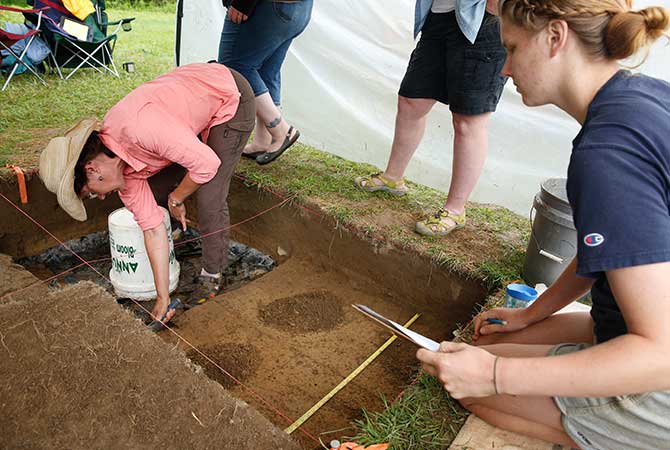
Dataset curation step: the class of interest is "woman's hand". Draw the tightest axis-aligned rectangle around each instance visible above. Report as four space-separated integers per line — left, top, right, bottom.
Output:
228 6 248 24
417 342 498 398
168 193 188 231
472 307 534 342
150 294 171 322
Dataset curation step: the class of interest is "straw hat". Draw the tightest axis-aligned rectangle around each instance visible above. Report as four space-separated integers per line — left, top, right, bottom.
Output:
39 118 99 221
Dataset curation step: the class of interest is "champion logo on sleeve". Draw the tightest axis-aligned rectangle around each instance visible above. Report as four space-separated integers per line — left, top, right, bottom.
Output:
584 233 605 247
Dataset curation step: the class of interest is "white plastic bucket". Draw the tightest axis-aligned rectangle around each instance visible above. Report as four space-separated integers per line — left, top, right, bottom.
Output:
108 207 180 300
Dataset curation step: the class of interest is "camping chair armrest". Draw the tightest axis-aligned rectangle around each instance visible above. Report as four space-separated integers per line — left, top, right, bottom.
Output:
105 18 136 26
104 17 136 32
16 6 49 30
0 5 48 14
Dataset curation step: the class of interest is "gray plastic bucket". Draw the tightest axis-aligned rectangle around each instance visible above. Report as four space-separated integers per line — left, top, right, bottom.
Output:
523 178 577 287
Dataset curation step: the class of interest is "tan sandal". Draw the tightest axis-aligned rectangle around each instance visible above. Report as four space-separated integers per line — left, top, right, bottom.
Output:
354 172 408 196
415 208 466 237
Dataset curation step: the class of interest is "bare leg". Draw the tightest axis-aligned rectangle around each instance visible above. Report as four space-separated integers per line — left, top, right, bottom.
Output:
474 311 594 346
254 92 298 154
462 396 579 448
457 312 593 448
440 112 491 223
382 96 436 181
244 116 272 154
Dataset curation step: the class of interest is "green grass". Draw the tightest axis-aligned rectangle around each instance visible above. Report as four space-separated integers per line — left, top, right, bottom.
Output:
1 5 531 447
0 5 175 165
106 0 175 11
351 375 467 450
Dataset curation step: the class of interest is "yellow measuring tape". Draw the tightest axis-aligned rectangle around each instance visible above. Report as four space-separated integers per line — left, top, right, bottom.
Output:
285 313 421 434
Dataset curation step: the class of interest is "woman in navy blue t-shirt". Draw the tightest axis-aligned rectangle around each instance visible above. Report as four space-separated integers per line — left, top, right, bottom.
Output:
417 1 670 448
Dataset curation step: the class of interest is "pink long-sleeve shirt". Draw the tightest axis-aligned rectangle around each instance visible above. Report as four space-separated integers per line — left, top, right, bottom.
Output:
99 63 241 231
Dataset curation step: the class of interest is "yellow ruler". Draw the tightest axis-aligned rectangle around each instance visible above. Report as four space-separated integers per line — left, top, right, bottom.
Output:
285 313 421 435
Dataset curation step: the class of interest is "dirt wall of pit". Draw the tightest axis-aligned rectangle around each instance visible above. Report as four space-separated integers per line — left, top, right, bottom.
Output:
0 172 122 258
0 175 485 326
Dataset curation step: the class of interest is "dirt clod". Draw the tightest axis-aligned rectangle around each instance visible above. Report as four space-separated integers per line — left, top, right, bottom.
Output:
259 291 344 333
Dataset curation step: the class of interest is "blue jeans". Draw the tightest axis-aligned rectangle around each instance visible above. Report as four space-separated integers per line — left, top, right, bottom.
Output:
218 0 313 106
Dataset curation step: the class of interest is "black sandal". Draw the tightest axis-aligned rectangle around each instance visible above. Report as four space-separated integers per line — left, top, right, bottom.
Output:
242 150 266 159
256 126 300 165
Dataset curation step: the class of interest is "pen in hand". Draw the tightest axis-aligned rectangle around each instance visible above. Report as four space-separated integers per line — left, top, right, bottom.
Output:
486 318 507 325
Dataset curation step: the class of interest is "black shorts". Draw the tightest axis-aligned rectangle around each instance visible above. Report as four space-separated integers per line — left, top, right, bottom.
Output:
398 11 507 115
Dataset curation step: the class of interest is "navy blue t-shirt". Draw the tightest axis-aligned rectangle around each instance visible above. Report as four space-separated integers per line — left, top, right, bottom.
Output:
567 70 670 343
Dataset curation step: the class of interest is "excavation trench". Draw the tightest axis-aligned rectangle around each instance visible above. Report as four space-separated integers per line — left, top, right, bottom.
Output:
0 174 487 449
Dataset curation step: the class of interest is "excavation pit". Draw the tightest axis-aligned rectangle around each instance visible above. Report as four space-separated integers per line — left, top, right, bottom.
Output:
0 174 488 449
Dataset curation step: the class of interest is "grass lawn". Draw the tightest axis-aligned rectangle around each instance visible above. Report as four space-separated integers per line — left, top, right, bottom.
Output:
0 4 174 165
1 4 529 449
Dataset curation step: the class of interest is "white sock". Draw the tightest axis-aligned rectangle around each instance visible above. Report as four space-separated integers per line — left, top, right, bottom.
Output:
201 268 221 279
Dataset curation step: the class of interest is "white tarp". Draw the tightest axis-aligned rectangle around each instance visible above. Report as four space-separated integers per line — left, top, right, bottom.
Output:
178 0 670 214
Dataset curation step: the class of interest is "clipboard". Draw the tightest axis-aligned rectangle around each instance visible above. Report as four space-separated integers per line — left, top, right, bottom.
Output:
352 304 440 351
59 16 94 42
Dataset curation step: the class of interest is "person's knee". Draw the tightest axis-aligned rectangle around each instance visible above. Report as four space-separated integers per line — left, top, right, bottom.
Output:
452 113 491 138
227 65 265 96
458 396 478 412
397 96 433 120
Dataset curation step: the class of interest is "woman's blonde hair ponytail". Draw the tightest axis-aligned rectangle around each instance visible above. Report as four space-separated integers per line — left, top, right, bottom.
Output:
606 7 670 60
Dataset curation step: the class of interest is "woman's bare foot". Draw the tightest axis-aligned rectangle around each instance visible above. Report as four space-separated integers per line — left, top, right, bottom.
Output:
243 116 272 156
243 142 268 155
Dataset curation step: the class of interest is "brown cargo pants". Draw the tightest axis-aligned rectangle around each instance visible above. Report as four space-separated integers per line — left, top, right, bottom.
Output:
149 68 256 274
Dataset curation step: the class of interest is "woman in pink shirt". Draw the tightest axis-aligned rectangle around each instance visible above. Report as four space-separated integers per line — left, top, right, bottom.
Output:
39 63 255 329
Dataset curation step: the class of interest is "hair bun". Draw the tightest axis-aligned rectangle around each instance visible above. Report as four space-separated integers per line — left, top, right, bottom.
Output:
606 6 669 61
640 6 670 40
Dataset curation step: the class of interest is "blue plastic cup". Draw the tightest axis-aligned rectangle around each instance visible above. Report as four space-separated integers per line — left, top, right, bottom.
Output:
505 283 538 308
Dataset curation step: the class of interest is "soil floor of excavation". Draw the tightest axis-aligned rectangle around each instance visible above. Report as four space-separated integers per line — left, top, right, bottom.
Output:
161 253 456 449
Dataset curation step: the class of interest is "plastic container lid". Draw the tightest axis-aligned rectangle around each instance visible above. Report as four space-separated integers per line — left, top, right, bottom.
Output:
506 283 538 302
540 178 571 215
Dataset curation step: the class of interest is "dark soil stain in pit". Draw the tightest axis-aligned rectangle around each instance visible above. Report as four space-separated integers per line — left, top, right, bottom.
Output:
259 291 344 333
186 343 260 389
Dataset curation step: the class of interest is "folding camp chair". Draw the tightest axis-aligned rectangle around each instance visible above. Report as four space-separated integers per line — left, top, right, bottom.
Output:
0 5 52 91
26 0 134 80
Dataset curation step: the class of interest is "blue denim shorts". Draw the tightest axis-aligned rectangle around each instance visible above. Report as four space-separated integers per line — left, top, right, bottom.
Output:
550 343 670 450
218 0 313 105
